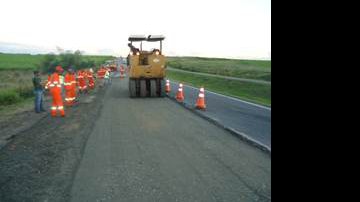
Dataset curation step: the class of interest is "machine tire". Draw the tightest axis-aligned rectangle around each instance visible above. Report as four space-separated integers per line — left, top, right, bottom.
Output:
129 79 136 97
159 79 166 97
150 80 157 97
140 80 147 97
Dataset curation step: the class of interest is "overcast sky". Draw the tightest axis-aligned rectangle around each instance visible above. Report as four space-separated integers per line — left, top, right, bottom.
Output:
0 0 271 59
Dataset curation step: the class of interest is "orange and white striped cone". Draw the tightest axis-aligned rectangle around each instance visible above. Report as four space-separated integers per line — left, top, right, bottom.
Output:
176 83 184 102
165 79 171 94
195 87 206 110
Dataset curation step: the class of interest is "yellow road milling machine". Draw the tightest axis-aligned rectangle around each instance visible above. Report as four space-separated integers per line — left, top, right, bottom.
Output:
127 35 166 97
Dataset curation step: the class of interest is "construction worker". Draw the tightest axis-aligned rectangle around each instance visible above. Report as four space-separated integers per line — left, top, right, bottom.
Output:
64 68 77 106
87 68 95 90
77 70 87 93
97 67 105 87
104 67 110 85
48 66 65 117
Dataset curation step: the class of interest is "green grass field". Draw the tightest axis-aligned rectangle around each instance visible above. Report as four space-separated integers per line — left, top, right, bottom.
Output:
0 53 44 70
166 70 271 106
167 57 271 81
0 53 114 70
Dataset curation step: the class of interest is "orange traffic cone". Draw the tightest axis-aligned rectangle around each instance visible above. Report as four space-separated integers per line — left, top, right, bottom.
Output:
196 87 206 110
165 79 171 93
176 83 184 102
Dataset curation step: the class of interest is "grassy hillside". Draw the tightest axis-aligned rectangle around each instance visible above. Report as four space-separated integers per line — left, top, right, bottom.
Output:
167 57 271 81
0 53 44 70
84 55 116 66
0 53 115 70
0 70 36 108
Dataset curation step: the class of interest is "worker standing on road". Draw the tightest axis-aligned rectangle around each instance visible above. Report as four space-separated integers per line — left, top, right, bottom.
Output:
97 67 105 87
48 66 65 117
87 68 95 90
77 70 87 94
32 70 46 113
104 68 110 85
64 68 77 106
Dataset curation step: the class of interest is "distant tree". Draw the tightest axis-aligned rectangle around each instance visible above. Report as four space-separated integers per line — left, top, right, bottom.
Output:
58 50 83 70
73 50 82 67
39 53 57 73
39 49 99 73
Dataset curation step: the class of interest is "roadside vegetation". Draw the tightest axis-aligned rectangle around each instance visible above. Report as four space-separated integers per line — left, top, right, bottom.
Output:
0 52 114 109
167 56 271 82
0 53 43 70
0 70 35 109
166 70 271 106
0 52 114 71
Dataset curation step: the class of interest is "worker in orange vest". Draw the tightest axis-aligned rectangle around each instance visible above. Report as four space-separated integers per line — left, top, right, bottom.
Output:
48 66 65 117
64 68 77 106
97 67 106 87
77 70 87 94
87 68 95 90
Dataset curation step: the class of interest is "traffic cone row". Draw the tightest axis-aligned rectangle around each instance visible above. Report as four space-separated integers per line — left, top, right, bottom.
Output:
168 80 206 110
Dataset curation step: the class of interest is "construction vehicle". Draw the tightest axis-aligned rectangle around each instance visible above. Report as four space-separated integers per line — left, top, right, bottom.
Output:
127 35 166 97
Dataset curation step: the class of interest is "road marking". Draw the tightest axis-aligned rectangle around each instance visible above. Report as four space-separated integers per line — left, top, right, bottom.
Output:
170 81 271 111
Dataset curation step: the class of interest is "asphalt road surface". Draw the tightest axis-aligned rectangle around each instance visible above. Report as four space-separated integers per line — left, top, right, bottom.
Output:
168 81 271 149
70 77 271 202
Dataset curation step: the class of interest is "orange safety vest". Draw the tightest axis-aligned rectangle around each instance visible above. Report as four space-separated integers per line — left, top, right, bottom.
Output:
97 69 105 78
64 73 76 90
48 72 62 92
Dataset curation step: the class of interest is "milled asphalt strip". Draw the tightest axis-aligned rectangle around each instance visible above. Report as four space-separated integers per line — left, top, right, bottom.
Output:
167 67 271 85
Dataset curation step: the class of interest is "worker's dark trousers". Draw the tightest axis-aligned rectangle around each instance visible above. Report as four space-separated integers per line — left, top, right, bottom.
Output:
34 89 45 113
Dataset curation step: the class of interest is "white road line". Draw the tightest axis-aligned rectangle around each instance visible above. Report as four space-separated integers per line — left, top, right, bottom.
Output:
170 81 271 111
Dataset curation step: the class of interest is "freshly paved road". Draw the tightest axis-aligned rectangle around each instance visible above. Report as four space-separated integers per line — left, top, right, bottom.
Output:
168 81 271 149
70 77 271 202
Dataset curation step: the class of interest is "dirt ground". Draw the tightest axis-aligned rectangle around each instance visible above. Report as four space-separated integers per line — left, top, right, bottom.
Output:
0 85 107 201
